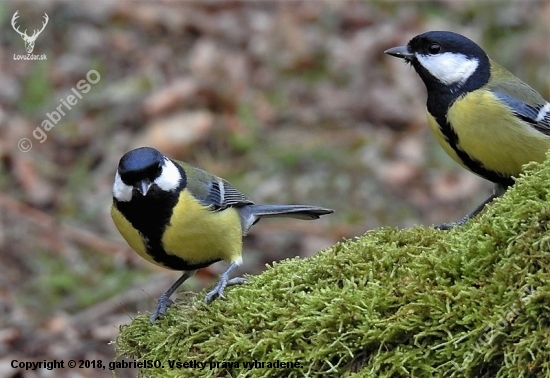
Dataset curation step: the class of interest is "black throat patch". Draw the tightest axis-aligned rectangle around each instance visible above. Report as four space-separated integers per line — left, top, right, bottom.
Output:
113 163 222 270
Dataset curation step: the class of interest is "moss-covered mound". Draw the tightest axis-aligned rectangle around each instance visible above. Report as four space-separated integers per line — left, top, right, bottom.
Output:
116 155 550 378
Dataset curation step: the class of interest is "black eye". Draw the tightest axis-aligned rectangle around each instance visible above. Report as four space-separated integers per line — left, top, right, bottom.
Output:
428 43 441 54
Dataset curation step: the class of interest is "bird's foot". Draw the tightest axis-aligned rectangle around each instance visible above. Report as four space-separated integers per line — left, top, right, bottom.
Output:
435 216 470 230
436 185 504 231
150 294 174 323
204 276 247 304
435 222 457 230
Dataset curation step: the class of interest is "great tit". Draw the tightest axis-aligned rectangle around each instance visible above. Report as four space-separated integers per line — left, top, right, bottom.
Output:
111 147 333 323
385 31 550 228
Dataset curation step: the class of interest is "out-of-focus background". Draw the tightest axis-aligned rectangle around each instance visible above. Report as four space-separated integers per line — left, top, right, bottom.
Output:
0 0 549 376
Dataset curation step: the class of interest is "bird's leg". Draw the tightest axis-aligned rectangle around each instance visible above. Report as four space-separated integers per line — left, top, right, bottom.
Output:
204 262 246 304
436 183 507 230
150 270 196 323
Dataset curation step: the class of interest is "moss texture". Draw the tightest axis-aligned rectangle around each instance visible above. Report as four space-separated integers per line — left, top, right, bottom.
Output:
116 154 550 378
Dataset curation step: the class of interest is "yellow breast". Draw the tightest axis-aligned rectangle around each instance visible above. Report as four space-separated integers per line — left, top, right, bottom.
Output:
161 191 243 266
111 204 159 266
111 190 244 270
427 90 550 178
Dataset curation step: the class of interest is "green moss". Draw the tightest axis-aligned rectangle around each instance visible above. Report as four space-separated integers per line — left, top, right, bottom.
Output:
116 153 550 377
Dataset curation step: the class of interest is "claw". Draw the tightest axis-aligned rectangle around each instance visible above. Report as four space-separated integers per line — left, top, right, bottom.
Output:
149 270 195 324
227 277 248 286
150 295 174 323
435 222 458 230
435 183 507 231
204 262 246 304
204 276 247 304
204 285 224 304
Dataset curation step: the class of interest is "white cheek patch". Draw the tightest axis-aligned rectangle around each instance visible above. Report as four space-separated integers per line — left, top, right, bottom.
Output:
154 158 182 192
416 52 479 87
113 171 133 202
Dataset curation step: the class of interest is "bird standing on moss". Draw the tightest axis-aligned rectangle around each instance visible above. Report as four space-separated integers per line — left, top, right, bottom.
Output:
111 147 334 323
385 31 550 228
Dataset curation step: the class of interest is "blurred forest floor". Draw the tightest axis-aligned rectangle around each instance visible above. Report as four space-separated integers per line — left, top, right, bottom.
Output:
0 0 549 377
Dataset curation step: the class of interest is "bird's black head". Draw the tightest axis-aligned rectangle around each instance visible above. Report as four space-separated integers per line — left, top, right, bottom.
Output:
407 31 486 61
118 147 164 187
113 146 183 202
385 31 490 94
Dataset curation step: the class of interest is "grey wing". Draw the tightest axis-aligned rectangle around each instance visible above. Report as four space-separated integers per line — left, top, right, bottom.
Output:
203 177 254 211
493 91 550 135
184 164 254 210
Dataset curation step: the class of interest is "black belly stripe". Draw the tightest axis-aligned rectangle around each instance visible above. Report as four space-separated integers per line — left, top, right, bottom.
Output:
427 90 514 188
430 110 514 187
114 166 222 271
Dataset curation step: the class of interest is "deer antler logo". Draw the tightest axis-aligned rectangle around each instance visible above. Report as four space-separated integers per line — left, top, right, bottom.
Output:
11 11 49 54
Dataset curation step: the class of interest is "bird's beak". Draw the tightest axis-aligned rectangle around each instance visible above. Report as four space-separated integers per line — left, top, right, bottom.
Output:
384 45 414 60
137 179 152 196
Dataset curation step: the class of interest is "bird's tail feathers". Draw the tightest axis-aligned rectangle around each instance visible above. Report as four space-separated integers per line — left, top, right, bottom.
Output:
247 204 333 219
239 204 333 235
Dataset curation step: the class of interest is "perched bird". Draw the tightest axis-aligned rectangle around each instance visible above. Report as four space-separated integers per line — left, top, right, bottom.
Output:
111 147 333 323
385 31 550 228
